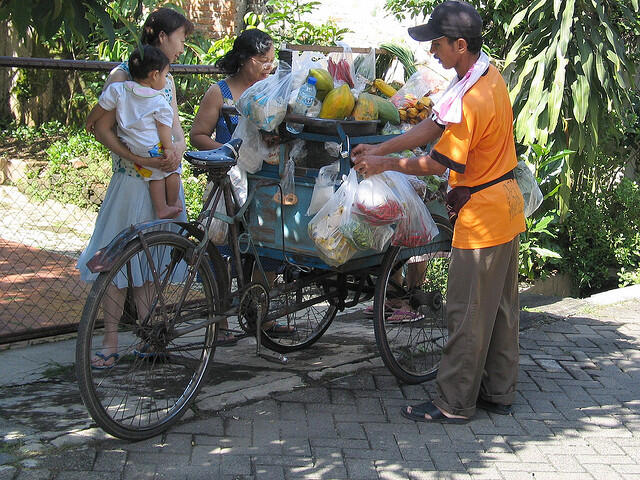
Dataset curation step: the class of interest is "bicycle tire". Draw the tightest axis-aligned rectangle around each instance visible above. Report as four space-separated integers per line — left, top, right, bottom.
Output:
76 231 223 440
373 220 452 384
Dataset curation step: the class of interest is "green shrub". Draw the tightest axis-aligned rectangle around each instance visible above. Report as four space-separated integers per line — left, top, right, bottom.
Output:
565 178 640 295
19 131 111 211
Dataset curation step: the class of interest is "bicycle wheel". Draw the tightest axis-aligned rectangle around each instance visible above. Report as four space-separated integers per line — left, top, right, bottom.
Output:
76 231 223 440
242 262 338 354
374 220 452 384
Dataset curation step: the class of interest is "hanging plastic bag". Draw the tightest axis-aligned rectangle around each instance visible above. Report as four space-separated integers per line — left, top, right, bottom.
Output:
382 171 438 247
231 117 269 173
327 42 355 89
307 161 339 216
203 166 247 246
514 160 543 217
308 169 359 266
273 159 297 205
352 47 375 97
390 69 446 109
339 219 393 252
291 51 323 91
236 62 292 132
352 174 404 226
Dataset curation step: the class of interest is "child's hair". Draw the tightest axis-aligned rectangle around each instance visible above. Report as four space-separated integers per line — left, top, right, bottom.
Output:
141 7 194 46
128 45 170 81
215 29 273 75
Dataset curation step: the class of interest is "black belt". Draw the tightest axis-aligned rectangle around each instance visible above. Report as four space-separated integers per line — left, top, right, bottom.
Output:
469 169 515 194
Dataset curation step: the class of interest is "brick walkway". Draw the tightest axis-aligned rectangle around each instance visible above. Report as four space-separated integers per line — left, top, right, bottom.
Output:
1 295 639 479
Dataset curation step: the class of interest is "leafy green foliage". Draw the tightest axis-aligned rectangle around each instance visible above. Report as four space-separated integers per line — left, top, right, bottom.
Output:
565 178 640 295
18 130 112 211
245 0 350 46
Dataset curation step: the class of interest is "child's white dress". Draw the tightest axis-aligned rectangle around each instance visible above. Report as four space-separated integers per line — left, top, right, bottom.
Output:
76 65 187 286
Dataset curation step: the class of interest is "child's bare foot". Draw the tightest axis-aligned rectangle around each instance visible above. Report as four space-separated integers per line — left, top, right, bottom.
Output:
156 204 183 219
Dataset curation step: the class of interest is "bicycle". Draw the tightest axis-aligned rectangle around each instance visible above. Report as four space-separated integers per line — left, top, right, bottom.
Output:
76 138 453 440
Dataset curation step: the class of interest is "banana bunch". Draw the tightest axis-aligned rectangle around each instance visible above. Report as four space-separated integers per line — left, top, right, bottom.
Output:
398 96 433 125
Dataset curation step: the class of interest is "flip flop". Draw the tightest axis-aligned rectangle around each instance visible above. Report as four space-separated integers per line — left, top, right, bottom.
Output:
91 352 119 370
387 309 425 324
400 400 469 424
477 398 512 415
133 343 157 359
217 329 239 347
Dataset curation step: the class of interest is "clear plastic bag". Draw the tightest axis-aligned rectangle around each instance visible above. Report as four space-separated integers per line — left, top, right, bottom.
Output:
390 69 446 109
382 171 438 247
273 159 297 205
308 169 358 266
340 219 393 252
231 116 269 173
203 165 247 246
352 174 404 226
327 42 355 89
236 62 292 132
307 160 340 216
352 47 375 97
514 160 543 217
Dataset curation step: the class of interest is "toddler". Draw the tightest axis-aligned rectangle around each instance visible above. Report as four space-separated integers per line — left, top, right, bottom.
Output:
88 45 182 218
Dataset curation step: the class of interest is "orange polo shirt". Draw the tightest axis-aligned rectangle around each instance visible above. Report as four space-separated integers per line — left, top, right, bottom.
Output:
431 64 525 249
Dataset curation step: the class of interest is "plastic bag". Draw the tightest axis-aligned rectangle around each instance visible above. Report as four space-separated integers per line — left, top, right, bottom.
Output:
514 160 543 217
352 174 404 226
273 159 297 205
308 169 358 266
291 51 323 91
231 117 269 173
383 171 438 247
236 62 292 132
307 160 339 216
390 69 446 109
352 47 375 97
327 42 355 89
203 165 247 246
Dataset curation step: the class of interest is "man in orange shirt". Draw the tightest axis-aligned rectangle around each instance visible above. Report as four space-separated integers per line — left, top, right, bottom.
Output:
352 0 525 423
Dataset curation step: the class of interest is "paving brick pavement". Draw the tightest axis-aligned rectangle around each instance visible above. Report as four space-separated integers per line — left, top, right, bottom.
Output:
1 289 639 480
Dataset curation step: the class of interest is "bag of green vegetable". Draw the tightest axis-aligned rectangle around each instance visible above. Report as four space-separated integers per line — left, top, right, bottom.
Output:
308 169 359 266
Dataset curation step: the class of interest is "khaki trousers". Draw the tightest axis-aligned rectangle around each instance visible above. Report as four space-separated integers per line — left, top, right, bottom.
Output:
433 236 520 418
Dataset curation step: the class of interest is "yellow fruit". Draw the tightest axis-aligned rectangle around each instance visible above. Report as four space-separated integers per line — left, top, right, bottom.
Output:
309 68 334 100
352 93 379 121
398 109 408 121
406 107 419 118
373 79 397 97
418 110 429 120
319 84 355 120
421 96 433 107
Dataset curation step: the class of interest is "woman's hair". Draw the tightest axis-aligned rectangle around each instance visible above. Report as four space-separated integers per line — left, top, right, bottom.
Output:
215 29 273 75
128 45 170 81
141 7 194 46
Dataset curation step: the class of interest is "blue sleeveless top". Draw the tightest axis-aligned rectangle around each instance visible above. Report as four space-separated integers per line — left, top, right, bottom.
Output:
215 79 239 143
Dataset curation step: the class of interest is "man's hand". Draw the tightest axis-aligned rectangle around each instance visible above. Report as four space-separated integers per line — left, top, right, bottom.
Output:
351 143 381 159
352 154 394 178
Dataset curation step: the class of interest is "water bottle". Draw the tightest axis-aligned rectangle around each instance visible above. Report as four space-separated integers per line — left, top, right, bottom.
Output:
286 76 317 134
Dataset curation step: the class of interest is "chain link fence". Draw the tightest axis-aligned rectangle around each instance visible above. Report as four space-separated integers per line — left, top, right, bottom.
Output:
0 57 223 344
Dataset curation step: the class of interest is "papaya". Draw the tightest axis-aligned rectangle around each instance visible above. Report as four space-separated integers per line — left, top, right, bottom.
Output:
319 84 355 120
309 68 334 101
352 93 378 121
371 95 400 125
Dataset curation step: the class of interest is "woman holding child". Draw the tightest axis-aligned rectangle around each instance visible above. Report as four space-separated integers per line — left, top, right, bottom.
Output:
77 7 194 368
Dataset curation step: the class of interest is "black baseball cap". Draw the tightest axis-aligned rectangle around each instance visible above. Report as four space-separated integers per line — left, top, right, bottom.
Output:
408 1 483 42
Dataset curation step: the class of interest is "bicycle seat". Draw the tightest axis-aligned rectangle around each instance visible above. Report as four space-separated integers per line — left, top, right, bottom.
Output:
184 138 243 169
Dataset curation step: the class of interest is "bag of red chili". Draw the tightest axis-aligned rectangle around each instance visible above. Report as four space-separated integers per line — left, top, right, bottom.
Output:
383 171 438 248
352 174 405 226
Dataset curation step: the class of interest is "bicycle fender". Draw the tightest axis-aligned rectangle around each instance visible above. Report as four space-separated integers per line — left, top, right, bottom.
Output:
85 219 191 273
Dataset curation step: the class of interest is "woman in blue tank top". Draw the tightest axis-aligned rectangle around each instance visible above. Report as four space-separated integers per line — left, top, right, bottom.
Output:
190 29 275 149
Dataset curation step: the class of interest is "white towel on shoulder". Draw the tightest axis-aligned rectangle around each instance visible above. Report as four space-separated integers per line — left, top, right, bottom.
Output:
432 51 491 125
